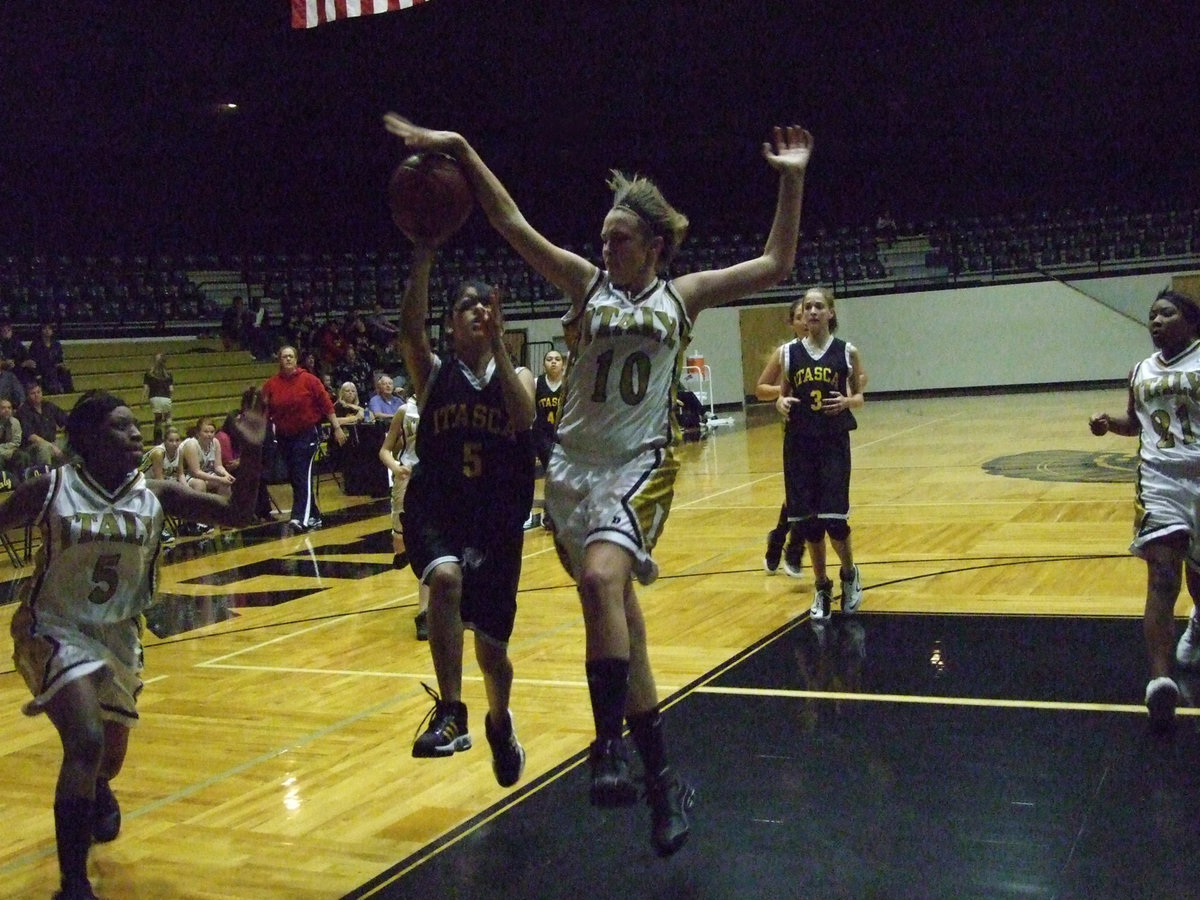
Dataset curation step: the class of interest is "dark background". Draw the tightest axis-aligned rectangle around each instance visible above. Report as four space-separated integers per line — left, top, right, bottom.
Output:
2 0 1197 255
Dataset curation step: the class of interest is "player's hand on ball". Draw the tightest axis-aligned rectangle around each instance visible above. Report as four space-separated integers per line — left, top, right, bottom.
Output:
383 113 465 157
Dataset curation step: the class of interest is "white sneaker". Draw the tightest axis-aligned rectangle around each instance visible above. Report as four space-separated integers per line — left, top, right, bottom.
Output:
840 565 863 614
1176 610 1200 667
1146 676 1179 728
810 581 832 621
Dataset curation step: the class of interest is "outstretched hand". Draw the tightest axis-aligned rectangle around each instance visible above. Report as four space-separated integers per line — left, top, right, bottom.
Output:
383 113 466 158
482 289 506 351
762 125 813 175
235 408 268 450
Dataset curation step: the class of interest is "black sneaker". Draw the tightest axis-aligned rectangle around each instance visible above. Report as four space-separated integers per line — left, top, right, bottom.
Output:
783 541 805 578
484 710 526 788
92 778 121 843
588 738 638 807
763 529 785 574
412 683 471 758
645 770 696 857
414 610 429 641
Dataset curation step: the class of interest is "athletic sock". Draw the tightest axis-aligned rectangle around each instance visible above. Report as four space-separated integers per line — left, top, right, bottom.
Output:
627 708 668 777
54 796 93 888
586 658 630 741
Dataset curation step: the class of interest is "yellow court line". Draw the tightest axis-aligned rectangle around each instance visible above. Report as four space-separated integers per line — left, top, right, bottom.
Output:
696 684 1200 716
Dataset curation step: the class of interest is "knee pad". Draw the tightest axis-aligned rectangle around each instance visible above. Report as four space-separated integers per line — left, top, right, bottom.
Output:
800 519 826 544
825 519 851 542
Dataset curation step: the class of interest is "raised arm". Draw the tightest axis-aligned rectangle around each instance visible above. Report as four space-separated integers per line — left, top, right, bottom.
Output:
383 114 597 304
484 292 536 431
398 246 437 400
675 126 813 317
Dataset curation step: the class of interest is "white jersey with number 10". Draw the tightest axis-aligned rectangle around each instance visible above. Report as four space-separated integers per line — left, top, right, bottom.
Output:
556 273 693 463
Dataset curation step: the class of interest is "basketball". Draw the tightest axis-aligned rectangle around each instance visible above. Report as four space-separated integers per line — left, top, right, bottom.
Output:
388 152 474 246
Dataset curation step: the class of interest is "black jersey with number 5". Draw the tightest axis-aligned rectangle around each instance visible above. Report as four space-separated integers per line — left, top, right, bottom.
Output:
409 353 534 527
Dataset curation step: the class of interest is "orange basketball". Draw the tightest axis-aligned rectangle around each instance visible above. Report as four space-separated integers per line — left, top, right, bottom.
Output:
388 152 474 246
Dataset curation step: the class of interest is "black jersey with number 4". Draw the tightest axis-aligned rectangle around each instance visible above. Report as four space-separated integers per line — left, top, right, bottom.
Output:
409 353 534 527
785 337 858 435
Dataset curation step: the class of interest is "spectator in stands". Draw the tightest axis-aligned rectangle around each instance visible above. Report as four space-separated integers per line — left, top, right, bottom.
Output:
220 296 246 350
261 345 347 531
372 332 407 383
142 352 174 444
29 322 73 394
342 312 371 356
245 297 273 360
333 381 370 427
0 320 38 388
875 208 898 246
0 360 25 409
17 382 67 470
298 348 323 380
0 397 22 476
367 373 404 422
315 318 348 371
333 344 374 402
366 301 400 346
179 416 235 498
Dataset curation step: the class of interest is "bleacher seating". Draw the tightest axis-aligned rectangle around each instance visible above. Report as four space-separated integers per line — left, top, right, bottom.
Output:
53 338 276 446
1 201 1197 345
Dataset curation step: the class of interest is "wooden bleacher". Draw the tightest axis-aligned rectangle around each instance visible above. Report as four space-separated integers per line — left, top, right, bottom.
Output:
53 337 277 445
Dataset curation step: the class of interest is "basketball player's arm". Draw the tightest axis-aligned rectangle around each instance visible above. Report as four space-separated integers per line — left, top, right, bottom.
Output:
0 475 50 532
382 114 597 308
1089 378 1138 437
155 412 265 526
755 345 786 401
378 413 410 477
676 126 812 318
398 245 436 400
485 295 536 431
775 360 799 417
822 347 866 414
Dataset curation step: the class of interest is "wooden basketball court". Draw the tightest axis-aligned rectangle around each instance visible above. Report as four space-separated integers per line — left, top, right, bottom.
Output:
0 386 1188 898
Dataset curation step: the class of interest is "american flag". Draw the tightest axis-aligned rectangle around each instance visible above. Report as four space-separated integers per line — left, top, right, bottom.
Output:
291 0 430 29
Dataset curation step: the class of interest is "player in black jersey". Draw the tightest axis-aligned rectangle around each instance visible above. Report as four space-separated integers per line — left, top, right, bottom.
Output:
398 244 535 788
776 288 866 620
533 349 566 471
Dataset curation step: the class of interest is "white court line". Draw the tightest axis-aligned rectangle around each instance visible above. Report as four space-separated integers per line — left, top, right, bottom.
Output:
697 684 1199 716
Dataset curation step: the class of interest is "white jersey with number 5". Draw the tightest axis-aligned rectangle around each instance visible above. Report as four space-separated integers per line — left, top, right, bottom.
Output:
557 273 692 463
1132 339 1200 477
19 464 165 626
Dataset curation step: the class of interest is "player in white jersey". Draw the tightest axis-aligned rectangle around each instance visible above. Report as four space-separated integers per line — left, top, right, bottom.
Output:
1090 288 1200 730
385 112 812 856
379 393 429 639
2 390 265 900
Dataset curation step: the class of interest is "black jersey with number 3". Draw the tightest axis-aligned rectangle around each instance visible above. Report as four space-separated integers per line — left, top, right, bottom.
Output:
784 337 858 435
409 353 534 527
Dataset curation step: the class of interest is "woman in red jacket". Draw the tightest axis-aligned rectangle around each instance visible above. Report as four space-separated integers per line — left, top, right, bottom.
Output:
260 345 346 530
